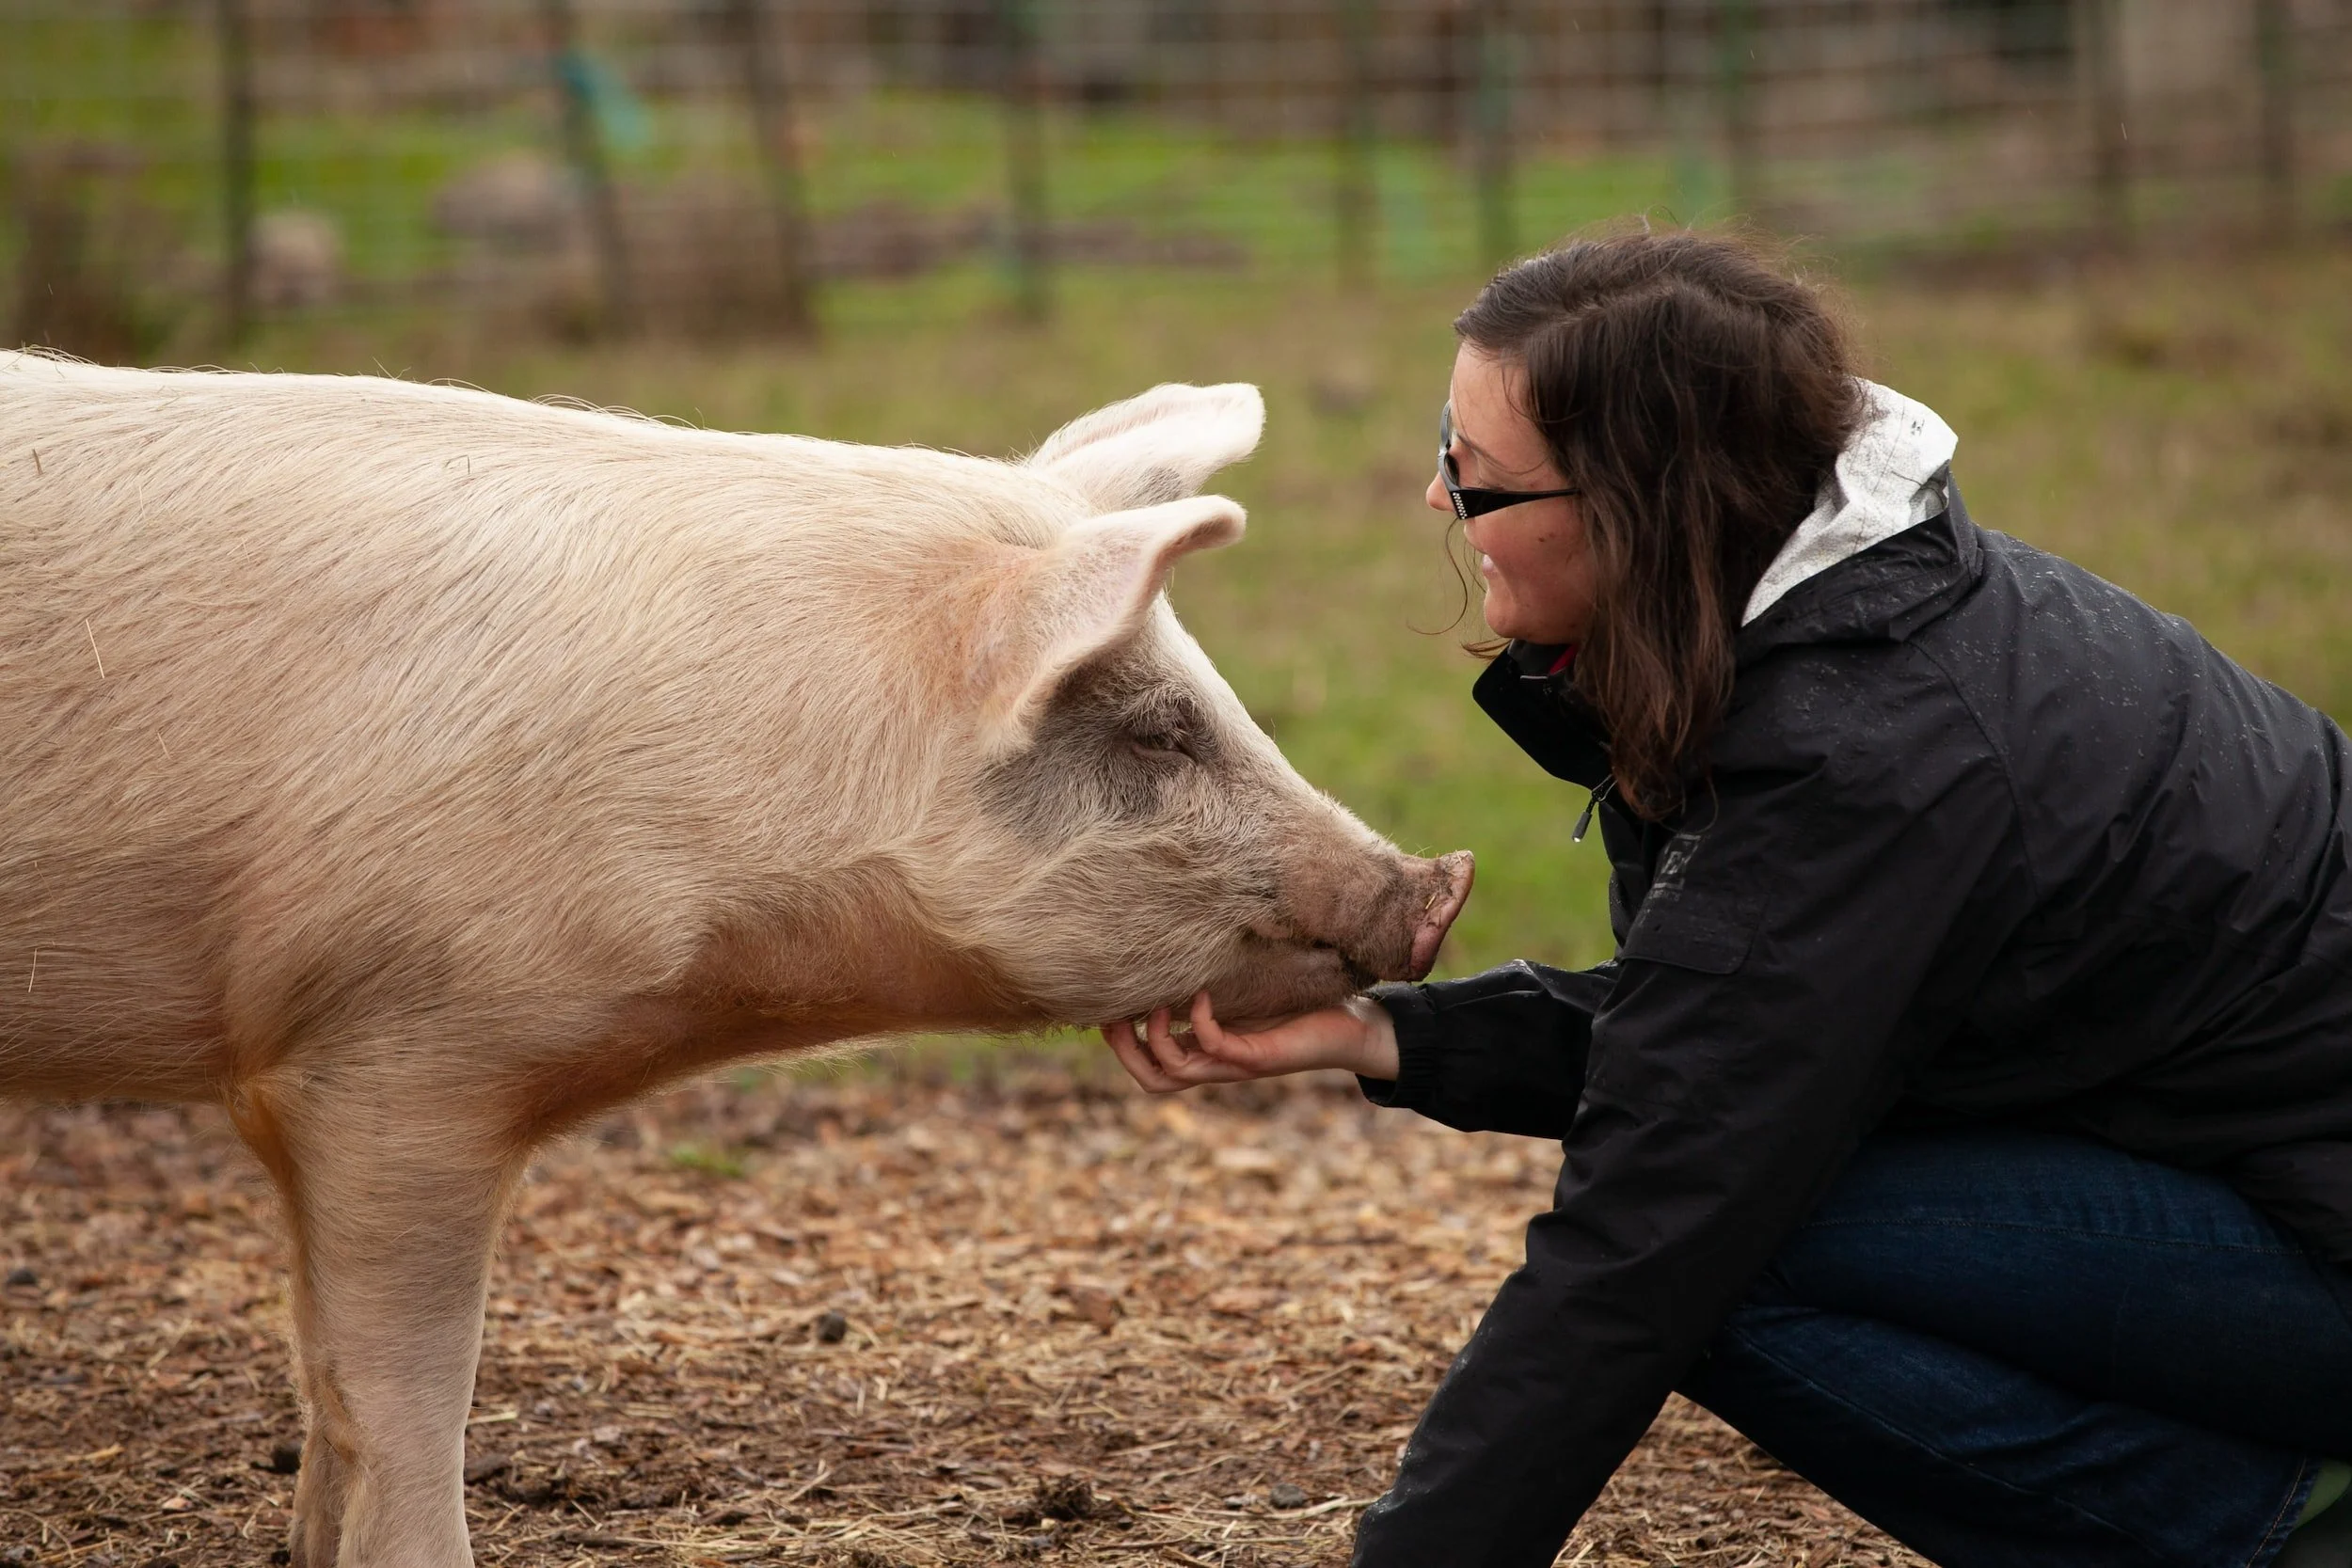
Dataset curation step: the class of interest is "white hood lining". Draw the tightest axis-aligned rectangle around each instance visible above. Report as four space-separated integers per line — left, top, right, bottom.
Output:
1741 381 1958 626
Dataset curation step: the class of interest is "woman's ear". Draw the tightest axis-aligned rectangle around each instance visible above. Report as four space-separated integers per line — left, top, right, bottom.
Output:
1025 384 1264 513
979 495 1246 750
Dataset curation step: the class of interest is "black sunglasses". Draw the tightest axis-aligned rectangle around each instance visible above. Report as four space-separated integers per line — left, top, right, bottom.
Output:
1438 402 1580 520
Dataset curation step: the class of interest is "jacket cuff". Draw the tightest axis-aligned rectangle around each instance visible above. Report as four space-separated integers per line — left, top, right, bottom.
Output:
1356 982 1447 1112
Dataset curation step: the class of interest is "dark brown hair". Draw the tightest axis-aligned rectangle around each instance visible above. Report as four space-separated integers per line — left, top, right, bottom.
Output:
1454 227 1865 819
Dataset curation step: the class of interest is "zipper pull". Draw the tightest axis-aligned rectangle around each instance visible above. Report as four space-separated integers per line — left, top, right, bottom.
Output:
1573 777 1615 843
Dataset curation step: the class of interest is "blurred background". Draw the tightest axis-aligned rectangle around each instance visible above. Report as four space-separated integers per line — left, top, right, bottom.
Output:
7 0 2352 980
10 0 2352 341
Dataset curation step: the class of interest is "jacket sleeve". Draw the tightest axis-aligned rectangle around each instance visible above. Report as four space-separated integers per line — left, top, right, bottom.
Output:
1357 961 1616 1140
1352 649 2028 1568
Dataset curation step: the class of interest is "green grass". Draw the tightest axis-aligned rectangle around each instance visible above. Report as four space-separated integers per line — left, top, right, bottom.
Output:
223 245 2352 1020
662 1140 750 1179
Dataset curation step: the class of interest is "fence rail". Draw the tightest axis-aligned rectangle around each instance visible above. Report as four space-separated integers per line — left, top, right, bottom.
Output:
6 0 2350 354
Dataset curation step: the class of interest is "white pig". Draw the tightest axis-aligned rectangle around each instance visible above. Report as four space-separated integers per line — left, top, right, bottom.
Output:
0 353 1471 1568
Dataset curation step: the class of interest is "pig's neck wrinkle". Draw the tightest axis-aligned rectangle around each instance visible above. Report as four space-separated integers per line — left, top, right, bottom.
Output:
489 872 1038 1146
660 895 1030 1035
509 983 1033 1148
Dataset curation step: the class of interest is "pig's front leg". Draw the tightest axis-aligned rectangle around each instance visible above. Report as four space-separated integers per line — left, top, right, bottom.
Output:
233 1060 523 1568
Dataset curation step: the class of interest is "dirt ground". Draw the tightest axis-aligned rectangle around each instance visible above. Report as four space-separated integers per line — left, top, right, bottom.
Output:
2 1059 1929 1567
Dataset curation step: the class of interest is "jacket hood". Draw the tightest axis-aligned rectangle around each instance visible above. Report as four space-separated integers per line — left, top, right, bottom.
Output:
1732 485 1983 662
1742 380 1957 626
1476 498 1986 790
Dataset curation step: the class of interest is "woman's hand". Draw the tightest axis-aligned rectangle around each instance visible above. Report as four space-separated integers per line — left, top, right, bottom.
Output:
1101 990 1400 1094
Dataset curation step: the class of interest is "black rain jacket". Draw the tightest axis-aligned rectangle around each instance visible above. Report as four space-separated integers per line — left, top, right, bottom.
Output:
1350 489 2352 1567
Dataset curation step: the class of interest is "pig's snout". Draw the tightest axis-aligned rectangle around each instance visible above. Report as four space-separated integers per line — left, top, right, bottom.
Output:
1203 844 1476 1023
1405 850 1473 980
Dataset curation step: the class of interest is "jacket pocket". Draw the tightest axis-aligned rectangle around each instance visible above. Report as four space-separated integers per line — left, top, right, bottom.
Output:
1621 888 1764 975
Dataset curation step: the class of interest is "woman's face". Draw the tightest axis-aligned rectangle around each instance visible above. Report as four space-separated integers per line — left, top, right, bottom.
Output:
1426 344 1597 646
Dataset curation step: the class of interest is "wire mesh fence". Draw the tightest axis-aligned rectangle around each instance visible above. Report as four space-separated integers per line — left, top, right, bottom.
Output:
6 0 2351 354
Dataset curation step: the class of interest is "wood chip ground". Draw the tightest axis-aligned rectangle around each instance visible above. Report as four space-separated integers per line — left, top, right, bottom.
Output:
3 1061 1929 1566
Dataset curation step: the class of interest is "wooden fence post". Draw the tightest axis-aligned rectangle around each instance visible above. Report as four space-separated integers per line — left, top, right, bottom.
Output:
2254 0 2296 235
1717 0 1759 219
1335 0 1377 289
996 0 1051 322
733 0 818 336
1471 7 1516 271
541 0 634 334
216 0 255 350
2080 0 2130 247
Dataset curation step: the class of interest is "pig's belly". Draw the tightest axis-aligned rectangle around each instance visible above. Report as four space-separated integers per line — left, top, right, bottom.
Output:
0 877 230 1102
0 991 229 1101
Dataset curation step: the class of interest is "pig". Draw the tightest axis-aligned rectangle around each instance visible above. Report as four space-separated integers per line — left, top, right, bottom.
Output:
0 353 1472 1568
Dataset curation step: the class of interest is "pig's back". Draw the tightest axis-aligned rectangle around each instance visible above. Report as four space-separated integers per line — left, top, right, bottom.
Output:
0 356 1031 1096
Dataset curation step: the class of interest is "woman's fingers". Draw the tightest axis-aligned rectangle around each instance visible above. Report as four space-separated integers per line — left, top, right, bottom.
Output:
1119 1014 1229 1092
1188 990 1232 1055
1141 1006 1192 1079
1102 1018 1181 1094
1144 999 1262 1085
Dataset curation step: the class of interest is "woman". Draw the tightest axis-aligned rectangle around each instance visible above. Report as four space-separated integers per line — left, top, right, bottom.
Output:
1103 230 2352 1568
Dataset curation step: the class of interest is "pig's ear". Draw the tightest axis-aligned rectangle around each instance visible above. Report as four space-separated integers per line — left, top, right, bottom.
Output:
1025 383 1264 513
984 495 1245 747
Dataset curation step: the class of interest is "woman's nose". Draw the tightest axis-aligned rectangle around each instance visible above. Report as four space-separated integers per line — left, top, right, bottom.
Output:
1425 471 1451 513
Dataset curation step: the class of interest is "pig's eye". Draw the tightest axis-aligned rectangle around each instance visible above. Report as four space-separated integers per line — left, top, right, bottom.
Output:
1125 725 1193 764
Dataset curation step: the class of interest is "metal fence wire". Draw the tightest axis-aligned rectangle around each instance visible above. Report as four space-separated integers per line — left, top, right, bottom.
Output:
6 0 2350 351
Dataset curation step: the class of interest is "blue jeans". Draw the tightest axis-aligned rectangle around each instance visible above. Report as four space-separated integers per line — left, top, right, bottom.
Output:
1677 1129 2352 1567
